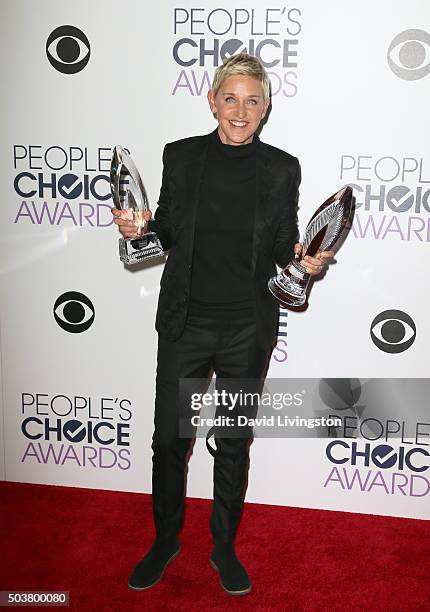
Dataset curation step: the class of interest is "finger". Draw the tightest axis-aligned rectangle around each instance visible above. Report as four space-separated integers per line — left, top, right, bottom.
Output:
319 250 335 260
115 224 136 233
111 208 121 217
116 223 141 237
303 256 324 275
114 218 135 228
304 255 323 266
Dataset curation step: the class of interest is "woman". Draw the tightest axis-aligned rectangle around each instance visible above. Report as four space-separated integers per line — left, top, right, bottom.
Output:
112 53 333 596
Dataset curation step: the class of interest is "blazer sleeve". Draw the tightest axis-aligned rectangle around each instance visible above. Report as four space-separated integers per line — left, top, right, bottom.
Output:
147 145 173 251
273 159 301 269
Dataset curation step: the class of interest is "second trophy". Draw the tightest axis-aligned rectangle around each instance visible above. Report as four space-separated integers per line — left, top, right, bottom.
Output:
268 186 354 307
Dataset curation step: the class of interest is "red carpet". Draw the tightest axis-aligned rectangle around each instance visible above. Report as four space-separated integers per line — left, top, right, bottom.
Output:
0 481 429 611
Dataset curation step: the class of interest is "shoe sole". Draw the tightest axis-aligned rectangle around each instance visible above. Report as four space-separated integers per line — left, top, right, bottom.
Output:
209 559 252 596
128 546 181 591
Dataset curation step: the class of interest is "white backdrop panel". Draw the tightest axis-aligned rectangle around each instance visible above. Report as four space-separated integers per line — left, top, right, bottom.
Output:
0 0 428 519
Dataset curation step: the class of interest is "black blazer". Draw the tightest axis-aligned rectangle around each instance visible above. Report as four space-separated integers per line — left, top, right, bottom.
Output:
148 131 300 347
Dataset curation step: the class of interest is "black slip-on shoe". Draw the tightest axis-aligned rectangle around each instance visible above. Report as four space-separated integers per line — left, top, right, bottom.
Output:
210 544 252 596
128 537 181 590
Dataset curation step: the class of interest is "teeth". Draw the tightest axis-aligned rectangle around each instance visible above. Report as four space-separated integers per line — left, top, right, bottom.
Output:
230 121 247 127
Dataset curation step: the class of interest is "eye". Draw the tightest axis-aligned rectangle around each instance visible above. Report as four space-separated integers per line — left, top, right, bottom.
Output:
46 26 91 74
387 29 430 80
53 291 95 333
370 309 416 354
224 96 235 103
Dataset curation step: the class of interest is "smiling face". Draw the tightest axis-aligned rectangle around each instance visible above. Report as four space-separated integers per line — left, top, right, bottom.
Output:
207 74 269 146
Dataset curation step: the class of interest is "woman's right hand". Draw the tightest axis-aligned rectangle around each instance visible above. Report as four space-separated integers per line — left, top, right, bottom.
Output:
111 208 152 240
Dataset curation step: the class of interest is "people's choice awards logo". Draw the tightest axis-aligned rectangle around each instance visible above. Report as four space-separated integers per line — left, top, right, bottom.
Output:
340 154 430 243
46 26 91 74
20 393 132 471
12 144 113 228
370 309 416 354
172 7 302 98
388 29 430 81
54 291 95 333
321 379 430 499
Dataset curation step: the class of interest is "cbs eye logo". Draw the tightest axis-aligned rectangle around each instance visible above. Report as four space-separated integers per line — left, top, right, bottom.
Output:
46 26 91 74
387 29 430 81
370 310 416 354
54 292 95 333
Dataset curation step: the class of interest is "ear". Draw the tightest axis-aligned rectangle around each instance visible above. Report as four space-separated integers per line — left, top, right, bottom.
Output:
207 89 217 114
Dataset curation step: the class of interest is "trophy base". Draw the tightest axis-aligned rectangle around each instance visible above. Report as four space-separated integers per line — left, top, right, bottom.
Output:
268 260 310 308
119 233 164 265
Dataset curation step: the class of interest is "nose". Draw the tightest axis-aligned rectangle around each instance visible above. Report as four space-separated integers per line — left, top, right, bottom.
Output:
236 101 247 118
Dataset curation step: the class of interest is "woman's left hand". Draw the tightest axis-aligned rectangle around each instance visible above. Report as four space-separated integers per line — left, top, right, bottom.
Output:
294 243 335 276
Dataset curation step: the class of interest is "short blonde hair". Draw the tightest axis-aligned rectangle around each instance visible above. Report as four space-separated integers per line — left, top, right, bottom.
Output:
211 53 270 104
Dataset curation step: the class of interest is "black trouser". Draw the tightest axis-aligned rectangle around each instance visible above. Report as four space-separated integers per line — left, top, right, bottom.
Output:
151 304 272 544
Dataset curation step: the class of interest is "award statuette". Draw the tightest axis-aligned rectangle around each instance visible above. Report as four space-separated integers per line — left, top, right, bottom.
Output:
110 145 164 265
268 186 354 307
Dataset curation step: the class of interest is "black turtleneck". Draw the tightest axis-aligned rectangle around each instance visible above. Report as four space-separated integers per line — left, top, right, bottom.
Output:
189 128 257 310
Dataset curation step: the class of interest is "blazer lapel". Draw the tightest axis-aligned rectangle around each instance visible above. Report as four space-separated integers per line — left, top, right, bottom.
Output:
182 134 210 263
252 143 271 274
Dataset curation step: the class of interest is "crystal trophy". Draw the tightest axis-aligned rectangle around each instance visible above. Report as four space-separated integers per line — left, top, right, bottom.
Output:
268 186 354 307
110 145 164 265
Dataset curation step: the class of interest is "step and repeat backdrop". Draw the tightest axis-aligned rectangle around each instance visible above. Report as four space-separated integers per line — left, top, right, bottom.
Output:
0 0 429 520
